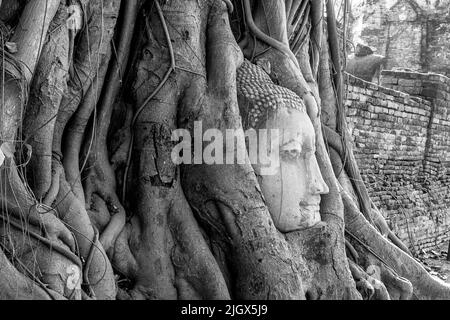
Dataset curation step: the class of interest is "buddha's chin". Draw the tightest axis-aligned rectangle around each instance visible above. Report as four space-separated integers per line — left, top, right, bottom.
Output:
270 205 321 233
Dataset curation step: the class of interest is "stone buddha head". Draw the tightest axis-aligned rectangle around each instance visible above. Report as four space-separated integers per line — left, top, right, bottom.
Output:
237 60 329 232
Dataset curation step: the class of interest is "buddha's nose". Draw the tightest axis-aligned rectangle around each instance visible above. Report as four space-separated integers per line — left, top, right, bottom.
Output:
309 159 329 195
312 176 329 195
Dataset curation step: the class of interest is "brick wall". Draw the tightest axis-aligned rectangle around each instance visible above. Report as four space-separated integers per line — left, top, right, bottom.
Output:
381 70 450 172
345 73 450 252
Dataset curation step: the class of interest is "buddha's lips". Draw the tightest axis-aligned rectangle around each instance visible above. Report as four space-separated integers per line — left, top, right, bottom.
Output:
297 207 320 214
299 198 321 208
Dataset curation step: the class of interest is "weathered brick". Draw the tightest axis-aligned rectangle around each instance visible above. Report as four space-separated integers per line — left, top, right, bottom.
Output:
345 72 450 250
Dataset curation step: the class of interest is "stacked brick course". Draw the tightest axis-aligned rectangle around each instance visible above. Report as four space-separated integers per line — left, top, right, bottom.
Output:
345 72 450 252
381 70 450 174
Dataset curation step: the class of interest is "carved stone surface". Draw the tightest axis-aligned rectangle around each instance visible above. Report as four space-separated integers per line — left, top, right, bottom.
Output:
237 60 329 232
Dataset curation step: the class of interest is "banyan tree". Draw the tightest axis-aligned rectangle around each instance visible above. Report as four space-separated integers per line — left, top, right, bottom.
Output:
0 0 449 300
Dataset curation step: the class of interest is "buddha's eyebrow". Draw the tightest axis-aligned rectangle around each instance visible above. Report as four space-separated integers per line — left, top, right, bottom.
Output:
279 138 301 149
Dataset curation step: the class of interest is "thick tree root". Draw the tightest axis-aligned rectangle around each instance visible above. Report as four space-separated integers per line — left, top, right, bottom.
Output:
348 259 390 300
240 0 361 299
0 247 66 300
83 0 138 255
106 1 232 299
326 135 412 256
2 0 447 301
343 190 450 299
0 155 80 299
325 130 444 299
180 0 305 299
55 166 117 299
23 3 69 200
1 0 60 143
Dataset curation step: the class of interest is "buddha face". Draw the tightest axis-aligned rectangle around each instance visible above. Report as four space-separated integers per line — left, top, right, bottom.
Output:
252 107 329 232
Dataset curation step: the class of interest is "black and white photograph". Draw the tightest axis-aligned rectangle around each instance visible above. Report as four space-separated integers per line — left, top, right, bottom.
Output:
0 0 449 313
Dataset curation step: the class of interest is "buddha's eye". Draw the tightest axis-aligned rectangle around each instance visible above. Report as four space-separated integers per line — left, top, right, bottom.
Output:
280 140 301 151
280 149 301 159
280 146 302 161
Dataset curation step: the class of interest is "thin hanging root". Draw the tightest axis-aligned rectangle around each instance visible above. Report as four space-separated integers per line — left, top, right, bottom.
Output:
325 0 346 141
243 0 299 68
0 243 66 300
0 214 81 268
343 188 450 299
343 195 401 278
83 0 138 254
324 125 373 223
309 0 323 77
83 226 99 299
43 163 62 206
99 193 126 253
95 0 138 133
371 202 412 256
345 238 359 262
325 125 413 256
287 0 303 26
52 0 115 157
62 0 121 205
345 227 412 300
1 157 77 253
63 60 110 203
349 230 413 300
285 0 293 18
122 0 175 202
290 0 309 38
291 4 310 55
